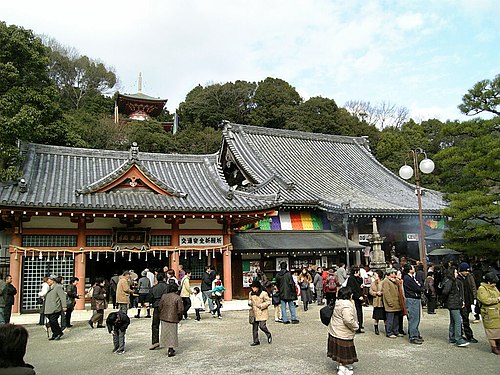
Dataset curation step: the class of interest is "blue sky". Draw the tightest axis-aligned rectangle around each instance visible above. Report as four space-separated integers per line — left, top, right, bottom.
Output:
1 0 498 122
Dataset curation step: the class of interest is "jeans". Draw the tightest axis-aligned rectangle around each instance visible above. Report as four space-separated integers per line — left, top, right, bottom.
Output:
202 291 214 312
113 330 126 352
280 300 297 322
448 309 466 345
386 311 400 336
47 312 63 338
151 307 160 344
252 321 271 343
0 307 5 325
460 307 474 340
405 298 421 340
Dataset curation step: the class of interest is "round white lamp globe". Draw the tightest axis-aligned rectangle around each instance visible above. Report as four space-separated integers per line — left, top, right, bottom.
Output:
419 158 435 174
399 165 414 180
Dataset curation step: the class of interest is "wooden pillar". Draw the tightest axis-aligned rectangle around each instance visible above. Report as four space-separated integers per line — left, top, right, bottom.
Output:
75 218 86 310
170 219 179 276
223 222 232 301
9 231 22 313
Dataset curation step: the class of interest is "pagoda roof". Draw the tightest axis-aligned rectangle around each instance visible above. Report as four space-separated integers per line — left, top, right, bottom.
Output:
117 92 168 117
221 123 447 215
0 143 280 215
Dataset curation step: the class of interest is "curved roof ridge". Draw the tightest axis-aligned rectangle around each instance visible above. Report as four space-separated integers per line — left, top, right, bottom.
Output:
76 159 187 198
235 123 367 144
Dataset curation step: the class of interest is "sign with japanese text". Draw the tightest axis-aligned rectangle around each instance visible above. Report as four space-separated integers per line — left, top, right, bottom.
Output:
179 235 223 246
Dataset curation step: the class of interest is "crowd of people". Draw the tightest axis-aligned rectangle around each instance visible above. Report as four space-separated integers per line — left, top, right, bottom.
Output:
1 258 499 374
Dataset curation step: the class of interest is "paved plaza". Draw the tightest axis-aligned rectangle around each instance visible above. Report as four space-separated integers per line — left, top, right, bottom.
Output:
11 302 499 375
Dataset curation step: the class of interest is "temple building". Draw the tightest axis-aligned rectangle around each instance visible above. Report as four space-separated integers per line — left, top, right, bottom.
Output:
0 123 446 313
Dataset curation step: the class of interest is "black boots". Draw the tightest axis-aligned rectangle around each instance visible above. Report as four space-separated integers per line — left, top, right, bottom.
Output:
374 325 379 335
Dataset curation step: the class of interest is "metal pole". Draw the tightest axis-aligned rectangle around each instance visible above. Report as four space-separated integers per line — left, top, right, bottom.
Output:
343 205 350 269
413 151 428 272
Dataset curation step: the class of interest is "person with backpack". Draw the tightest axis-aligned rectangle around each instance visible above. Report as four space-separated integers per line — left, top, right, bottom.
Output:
135 271 152 318
325 269 339 306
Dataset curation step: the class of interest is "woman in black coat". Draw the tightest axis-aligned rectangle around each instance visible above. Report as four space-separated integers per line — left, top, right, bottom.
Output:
346 266 364 333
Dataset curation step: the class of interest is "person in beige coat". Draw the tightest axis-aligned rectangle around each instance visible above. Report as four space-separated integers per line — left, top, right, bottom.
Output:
248 280 272 346
369 269 386 335
381 269 403 338
179 270 192 320
327 287 359 375
116 271 132 315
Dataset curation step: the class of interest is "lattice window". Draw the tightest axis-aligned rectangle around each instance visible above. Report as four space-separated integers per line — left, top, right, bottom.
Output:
21 256 74 312
22 235 77 247
86 235 112 247
180 253 207 279
150 235 171 246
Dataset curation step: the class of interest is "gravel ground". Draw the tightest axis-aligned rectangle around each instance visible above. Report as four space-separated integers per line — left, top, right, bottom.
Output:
18 305 499 375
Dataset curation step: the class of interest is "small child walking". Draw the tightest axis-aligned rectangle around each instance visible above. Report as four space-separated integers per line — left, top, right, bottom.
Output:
192 287 204 321
106 311 130 354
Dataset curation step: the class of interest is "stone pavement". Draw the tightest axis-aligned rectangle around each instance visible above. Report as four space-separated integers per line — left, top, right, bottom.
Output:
10 303 499 375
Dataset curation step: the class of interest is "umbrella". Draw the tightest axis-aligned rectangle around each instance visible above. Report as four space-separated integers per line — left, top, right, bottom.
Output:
428 248 461 256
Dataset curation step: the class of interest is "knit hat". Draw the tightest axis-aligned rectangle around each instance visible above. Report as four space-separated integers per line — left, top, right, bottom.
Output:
459 262 470 272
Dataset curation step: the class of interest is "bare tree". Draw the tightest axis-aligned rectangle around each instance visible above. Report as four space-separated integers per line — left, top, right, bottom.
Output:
344 100 409 129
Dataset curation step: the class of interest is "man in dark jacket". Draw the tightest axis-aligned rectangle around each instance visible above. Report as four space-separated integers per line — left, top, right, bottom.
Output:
201 266 216 315
441 268 469 347
3 275 17 324
106 310 130 354
457 262 478 343
403 264 424 344
65 277 79 328
275 262 299 324
148 273 169 350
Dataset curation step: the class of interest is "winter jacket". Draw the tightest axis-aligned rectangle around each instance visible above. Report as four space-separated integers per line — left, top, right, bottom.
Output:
179 276 191 298
328 299 359 340
65 284 78 308
457 273 477 313
116 276 132 304
43 283 67 314
275 269 297 301
159 292 184 323
201 270 215 291
441 278 464 310
477 282 500 330
297 272 313 289
324 274 339 293
313 272 323 292
137 276 151 295
346 275 363 300
424 276 436 297
0 279 6 307
403 274 422 299
192 293 204 309
149 281 169 308
5 283 17 306
248 290 271 321
106 311 130 333
382 277 402 312
91 285 107 310
336 267 348 285
369 279 384 308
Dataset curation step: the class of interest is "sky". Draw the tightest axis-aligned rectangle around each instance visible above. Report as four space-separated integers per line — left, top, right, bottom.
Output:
1 0 499 122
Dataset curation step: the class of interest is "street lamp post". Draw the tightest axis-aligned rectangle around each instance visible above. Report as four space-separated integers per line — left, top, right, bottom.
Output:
399 149 435 273
341 202 351 270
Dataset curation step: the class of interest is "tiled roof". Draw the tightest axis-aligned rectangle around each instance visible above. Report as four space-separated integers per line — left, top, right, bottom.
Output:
221 123 446 215
0 143 280 213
